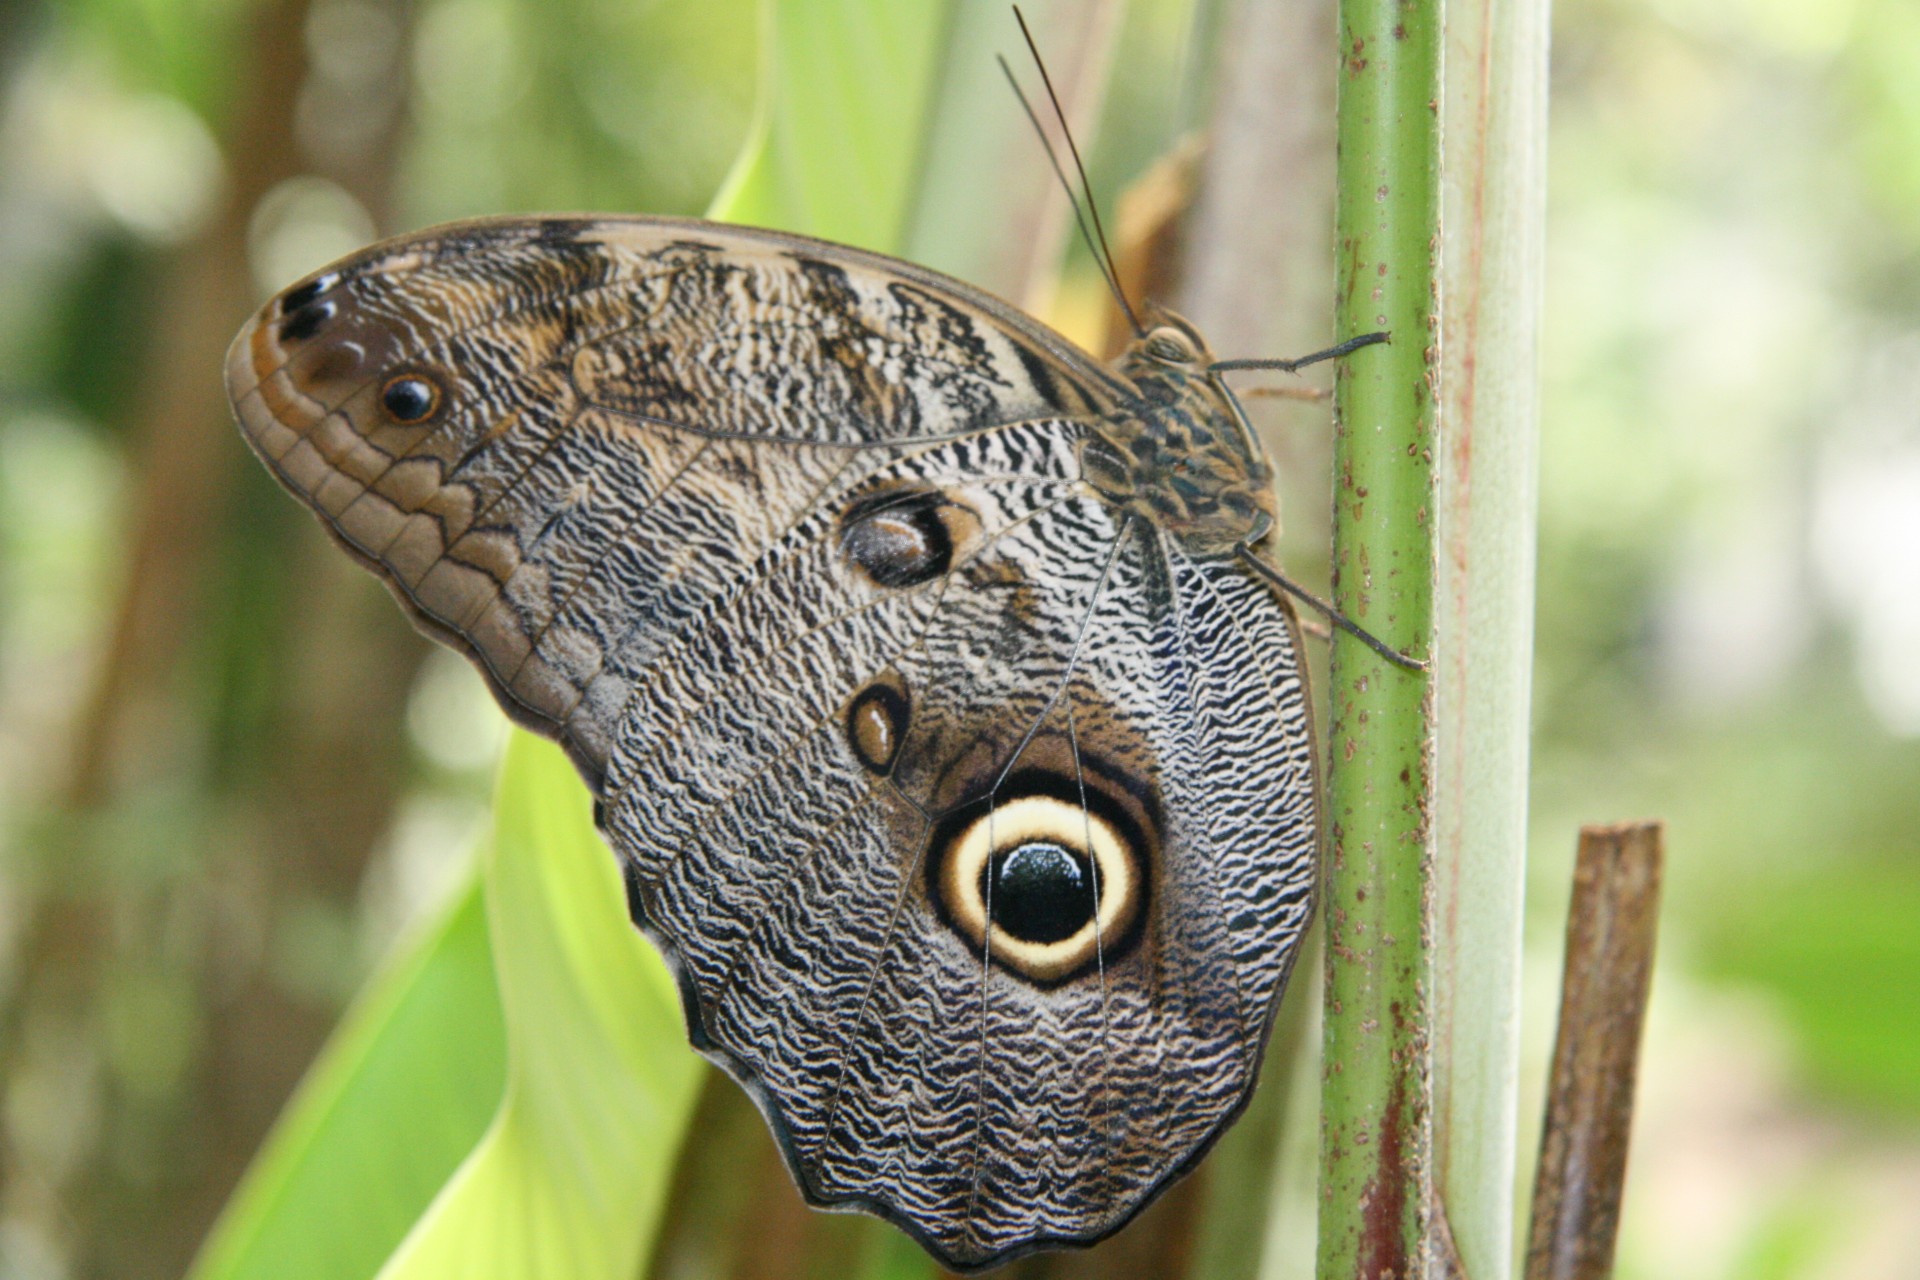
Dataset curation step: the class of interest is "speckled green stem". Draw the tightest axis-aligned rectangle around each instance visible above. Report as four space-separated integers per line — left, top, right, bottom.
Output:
1319 0 1440 1276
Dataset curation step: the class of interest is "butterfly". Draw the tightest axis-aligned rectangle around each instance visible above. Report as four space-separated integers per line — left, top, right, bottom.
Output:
225 212 1386 1270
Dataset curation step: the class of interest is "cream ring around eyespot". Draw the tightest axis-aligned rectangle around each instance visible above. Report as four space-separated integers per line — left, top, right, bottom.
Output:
940 795 1141 982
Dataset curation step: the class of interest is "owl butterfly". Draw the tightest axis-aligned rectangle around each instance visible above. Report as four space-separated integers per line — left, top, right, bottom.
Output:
226 204 1393 1267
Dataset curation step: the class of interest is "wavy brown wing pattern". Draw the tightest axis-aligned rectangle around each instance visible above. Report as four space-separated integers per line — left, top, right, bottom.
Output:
225 215 1318 1270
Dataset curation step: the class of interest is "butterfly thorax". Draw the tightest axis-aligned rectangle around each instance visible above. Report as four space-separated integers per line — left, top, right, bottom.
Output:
1081 315 1278 557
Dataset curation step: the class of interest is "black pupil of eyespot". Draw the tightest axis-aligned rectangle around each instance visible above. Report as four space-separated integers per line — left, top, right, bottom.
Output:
984 842 1097 945
383 378 435 421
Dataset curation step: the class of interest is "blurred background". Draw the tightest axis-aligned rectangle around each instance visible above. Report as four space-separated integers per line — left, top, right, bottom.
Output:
0 0 1915 1278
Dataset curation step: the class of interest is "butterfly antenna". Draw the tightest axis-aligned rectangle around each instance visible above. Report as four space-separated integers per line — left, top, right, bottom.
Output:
1009 7 1144 337
996 56 1129 325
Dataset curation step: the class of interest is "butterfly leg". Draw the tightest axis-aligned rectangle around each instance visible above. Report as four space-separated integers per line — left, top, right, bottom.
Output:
1209 330 1391 376
1234 544 1427 672
1240 385 1329 404
1207 333 1422 672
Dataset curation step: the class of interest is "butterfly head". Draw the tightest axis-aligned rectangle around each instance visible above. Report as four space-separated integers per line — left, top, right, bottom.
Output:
1116 311 1210 385
1087 308 1279 557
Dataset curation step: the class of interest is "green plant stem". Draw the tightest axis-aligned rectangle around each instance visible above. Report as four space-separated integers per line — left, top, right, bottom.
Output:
1319 0 1441 1276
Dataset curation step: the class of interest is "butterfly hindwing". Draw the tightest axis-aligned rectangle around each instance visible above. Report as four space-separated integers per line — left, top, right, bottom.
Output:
227 215 1319 1271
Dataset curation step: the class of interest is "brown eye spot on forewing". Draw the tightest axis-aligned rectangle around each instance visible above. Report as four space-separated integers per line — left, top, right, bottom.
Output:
844 676 910 774
838 488 980 589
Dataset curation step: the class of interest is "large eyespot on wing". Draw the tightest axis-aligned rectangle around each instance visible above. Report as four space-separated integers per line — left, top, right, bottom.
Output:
926 779 1150 986
224 215 1128 789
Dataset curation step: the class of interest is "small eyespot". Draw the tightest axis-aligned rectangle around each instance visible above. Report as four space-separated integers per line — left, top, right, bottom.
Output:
381 374 441 424
841 489 957 589
845 679 910 774
1143 327 1198 365
278 299 336 343
279 273 338 316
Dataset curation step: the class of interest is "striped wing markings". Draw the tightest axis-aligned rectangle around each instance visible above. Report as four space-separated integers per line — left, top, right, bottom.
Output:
798 518 1125 1171
243 269 1107 770
944 527 1254 1228
1160 532 1317 1039
1162 538 1318 931
520 439 857 771
581 421 1093 814
1157 534 1258 1036
604 481 1087 1016
683 500 1130 1245
233 329 653 738
528 444 1082 765
681 486 1088 1009
960 518 1135 1248
1063 697 1119 1227
956 523 1242 1253
236 221 1121 454
231 242 1041 594
234 308 587 556
231 259 659 476
601 485 1085 915
234 229 706 411
547 216 1135 421
486 433 719 679
610 491 1122 1237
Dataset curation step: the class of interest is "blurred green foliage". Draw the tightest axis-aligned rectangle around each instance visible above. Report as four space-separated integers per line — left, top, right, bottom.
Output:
0 0 1916 1278
188 875 505 1280
1535 0 1920 1122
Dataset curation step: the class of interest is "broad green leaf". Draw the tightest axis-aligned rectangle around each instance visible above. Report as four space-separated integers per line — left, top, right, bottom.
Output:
186 868 507 1280
374 734 703 1280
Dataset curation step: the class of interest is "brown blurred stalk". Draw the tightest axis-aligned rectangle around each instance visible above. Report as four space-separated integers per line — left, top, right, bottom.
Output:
0 0 425 1276
1525 822 1665 1280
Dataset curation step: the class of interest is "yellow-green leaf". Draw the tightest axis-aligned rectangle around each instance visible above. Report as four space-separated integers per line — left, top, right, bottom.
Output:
374 734 703 1280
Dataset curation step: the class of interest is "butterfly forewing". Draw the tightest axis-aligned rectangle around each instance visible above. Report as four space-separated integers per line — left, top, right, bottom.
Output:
228 217 1121 771
227 214 1319 1271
